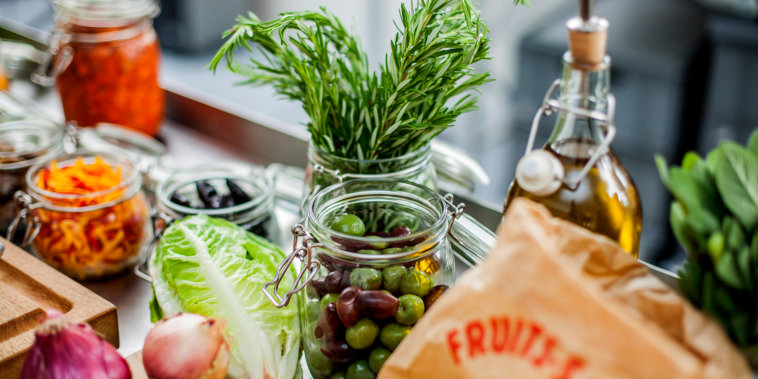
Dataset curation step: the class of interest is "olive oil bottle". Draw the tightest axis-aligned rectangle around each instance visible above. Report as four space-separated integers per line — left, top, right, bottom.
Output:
504 1 642 257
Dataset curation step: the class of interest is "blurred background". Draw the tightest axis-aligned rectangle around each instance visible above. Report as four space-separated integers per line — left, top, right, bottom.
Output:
1 0 757 266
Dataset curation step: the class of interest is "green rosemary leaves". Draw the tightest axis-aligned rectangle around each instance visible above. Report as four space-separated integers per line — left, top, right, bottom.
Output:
210 0 491 160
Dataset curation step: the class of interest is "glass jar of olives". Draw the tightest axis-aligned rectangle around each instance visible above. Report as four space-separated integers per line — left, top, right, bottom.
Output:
264 179 469 379
155 162 278 239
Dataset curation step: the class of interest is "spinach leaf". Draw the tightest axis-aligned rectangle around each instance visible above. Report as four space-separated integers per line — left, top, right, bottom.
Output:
707 143 758 231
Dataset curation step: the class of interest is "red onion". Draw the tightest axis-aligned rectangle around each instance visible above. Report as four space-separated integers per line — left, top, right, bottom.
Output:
142 313 229 379
21 310 130 379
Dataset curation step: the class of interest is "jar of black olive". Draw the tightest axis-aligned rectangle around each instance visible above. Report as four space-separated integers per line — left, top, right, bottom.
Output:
264 179 480 378
0 120 66 235
154 162 278 242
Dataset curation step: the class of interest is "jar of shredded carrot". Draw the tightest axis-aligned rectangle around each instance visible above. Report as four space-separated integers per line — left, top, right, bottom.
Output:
10 152 151 280
49 0 163 136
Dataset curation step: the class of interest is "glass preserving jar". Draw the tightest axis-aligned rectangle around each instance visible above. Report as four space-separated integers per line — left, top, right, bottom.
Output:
264 179 473 378
8 152 151 280
0 120 65 235
155 163 278 242
44 0 164 136
304 143 437 208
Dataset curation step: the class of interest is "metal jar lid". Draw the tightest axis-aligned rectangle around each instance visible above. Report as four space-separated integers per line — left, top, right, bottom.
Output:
0 119 65 171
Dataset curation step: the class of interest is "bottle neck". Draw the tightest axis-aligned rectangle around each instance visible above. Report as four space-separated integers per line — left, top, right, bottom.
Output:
547 52 611 157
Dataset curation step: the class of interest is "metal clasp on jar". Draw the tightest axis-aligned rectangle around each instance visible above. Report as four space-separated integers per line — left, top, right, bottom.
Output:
31 30 73 87
133 209 174 282
262 225 323 308
263 193 471 308
6 191 42 248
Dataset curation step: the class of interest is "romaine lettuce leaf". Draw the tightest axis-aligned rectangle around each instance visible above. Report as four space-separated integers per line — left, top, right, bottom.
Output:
149 214 300 379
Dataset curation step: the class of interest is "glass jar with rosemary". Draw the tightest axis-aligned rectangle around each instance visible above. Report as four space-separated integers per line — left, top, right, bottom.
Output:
210 0 492 195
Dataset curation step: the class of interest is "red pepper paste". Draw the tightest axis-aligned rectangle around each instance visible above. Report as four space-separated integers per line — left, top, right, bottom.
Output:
56 21 164 136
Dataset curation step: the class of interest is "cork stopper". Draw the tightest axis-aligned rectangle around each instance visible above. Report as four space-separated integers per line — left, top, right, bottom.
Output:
566 0 609 71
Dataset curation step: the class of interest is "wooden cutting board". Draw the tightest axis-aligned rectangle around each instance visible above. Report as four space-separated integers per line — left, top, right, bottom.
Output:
126 351 148 379
0 238 118 377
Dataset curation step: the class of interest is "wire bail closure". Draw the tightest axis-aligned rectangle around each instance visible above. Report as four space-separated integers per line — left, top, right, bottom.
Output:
32 30 73 87
6 191 41 248
263 224 322 308
133 209 175 282
518 78 617 194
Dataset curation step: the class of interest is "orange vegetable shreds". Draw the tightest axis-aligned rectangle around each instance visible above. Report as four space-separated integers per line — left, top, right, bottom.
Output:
31 156 149 279
37 156 124 205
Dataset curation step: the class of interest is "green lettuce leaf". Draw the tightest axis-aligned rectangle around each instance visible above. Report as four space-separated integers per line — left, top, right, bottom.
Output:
149 215 300 379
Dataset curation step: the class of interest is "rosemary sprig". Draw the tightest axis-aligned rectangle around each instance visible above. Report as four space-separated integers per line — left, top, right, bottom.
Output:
210 0 493 160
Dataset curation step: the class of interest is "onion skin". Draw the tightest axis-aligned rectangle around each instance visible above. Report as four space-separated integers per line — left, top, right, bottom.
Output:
142 313 230 379
20 310 131 379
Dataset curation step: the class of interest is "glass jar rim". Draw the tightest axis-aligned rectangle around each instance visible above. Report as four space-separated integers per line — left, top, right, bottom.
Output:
53 0 159 23
26 151 142 212
306 178 449 262
157 163 274 220
0 120 65 171
309 142 432 167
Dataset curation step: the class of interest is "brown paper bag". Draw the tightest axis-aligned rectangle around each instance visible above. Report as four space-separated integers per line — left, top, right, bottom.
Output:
378 199 751 379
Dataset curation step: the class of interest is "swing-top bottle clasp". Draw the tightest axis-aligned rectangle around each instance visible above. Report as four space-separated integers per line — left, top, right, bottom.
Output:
515 78 617 197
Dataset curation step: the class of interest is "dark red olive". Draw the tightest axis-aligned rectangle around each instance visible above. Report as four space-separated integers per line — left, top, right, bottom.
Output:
196 180 222 209
325 271 345 293
409 233 429 246
170 192 191 208
315 302 342 341
310 277 328 297
423 284 449 310
339 270 352 290
337 286 362 327
321 339 359 364
220 194 235 208
334 236 373 251
390 226 411 237
226 179 252 204
317 253 336 271
356 290 399 319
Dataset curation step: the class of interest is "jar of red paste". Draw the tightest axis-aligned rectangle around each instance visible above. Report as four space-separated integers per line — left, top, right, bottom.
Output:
44 0 164 136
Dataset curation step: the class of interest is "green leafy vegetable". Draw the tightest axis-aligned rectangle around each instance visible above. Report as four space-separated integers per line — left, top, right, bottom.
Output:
657 131 758 366
149 215 299 379
209 0 493 160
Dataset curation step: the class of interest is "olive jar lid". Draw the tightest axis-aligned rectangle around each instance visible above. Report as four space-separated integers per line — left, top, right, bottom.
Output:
0 120 65 170
53 0 159 23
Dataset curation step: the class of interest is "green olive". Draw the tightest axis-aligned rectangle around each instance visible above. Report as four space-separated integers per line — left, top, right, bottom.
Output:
368 347 391 372
321 293 340 310
330 371 347 379
381 247 406 255
346 359 375 379
382 266 407 294
395 294 425 325
345 318 379 350
400 268 433 297
366 235 389 249
331 214 366 236
305 344 334 377
308 300 323 322
350 268 383 290
379 323 412 351
357 249 381 255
